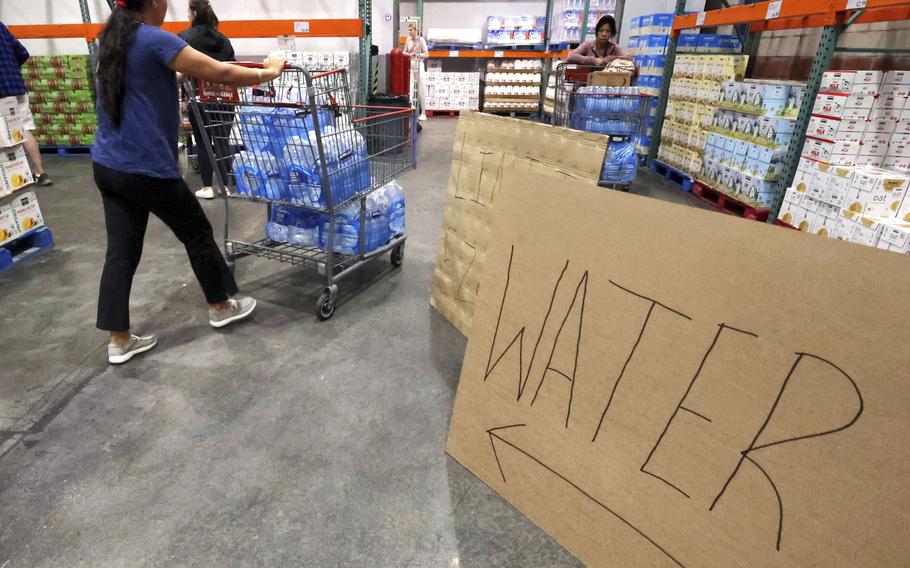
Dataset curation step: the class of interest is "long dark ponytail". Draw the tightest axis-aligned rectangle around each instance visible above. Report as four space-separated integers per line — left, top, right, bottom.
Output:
97 0 146 128
190 0 219 29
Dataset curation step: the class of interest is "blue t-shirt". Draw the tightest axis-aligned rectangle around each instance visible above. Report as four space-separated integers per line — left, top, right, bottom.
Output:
93 25 188 179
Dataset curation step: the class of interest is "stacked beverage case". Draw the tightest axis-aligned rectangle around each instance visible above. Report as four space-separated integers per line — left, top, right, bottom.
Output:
22 55 96 147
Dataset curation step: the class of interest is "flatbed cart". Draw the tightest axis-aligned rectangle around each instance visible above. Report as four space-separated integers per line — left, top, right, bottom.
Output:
186 64 417 319
551 62 651 191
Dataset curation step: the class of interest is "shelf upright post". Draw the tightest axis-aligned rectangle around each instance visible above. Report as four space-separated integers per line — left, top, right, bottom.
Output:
646 0 686 165
771 9 865 222
359 0 373 105
540 0 555 118
417 0 424 29
77 0 98 67
579 0 591 44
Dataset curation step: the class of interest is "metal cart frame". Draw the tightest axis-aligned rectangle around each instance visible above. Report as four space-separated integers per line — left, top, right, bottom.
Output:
186 64 417 319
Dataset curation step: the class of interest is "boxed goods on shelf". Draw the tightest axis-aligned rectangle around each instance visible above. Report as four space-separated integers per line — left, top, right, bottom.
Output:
0 201 19 246
426 29 483 47
779 157 910 254
485 16 546 47
10 191 45 233
657 54 749 177
0 145 35 197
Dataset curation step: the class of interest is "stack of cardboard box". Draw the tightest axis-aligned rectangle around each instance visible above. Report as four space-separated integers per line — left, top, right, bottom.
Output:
656 54 748 177
0 98 34 199
23 55 96 147
426 72 480 112
0 191 45 247
779 158 910 254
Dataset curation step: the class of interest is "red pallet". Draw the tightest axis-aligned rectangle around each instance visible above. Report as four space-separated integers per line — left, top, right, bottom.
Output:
691 180 771 222
426 109 462 118
773 219 799 230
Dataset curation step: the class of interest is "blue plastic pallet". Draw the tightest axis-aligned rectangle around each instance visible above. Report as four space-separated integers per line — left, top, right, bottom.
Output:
39 145 91 157
0 226 54 272
650 159 694 192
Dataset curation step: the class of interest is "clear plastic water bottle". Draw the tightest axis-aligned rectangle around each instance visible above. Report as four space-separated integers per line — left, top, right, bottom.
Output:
266 205 291 242
384 181 406 235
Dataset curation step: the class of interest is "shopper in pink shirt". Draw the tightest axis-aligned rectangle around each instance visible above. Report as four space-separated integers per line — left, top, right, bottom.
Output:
567 15 637 75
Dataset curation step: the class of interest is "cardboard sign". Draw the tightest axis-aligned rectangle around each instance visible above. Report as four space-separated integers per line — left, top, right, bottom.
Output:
430 111 609 335
446 171 910 567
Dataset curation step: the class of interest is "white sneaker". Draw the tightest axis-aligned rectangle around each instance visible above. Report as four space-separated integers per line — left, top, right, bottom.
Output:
209 297 257 328
195 187 215 199
418 114 428 121
108 334 158 365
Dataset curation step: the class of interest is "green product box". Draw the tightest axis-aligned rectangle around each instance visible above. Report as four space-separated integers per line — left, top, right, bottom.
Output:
37 67 69 80
77 112 97 125
69 90 94 103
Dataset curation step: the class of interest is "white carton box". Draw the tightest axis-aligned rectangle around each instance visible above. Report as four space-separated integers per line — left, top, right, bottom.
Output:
855 155 885 168
821 71 855 94
885 70 910 85
883 156 910 173
813 94 847 117
318 52 335 67
333 52 351 68
9 191 44 233
867 118 896 134
850 215 886 247
880 84 910 99
842 106 873 120
846 94 876 110
777 200 802 226
0 144 34 195
877 94 907 110
0 96 18 118
0 113 26 149
860 136 890 157
301 52 319 67
813 214 838 237
854 70 884 87
0 202 19 246
877 221 910 254
868 107 900 121
894 119 910 135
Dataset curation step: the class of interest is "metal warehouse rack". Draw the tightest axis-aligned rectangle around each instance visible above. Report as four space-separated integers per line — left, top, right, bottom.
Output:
648 0 910 222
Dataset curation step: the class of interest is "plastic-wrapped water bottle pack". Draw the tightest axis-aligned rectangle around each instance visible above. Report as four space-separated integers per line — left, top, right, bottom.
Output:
600 139 638 184
266 180 407 255
233 106 371 206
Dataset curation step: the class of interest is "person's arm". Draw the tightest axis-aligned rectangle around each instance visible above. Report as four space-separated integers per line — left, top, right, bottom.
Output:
171 47 283 87
416 37 429 61
2 24 30 67
566 42 600 66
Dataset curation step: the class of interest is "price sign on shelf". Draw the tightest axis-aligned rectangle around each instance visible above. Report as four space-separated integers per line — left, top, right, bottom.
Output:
846 0 867 8
695 12 706 26
766 1 782 19
494 50 505 58
449 50 459 57
293 21 310 33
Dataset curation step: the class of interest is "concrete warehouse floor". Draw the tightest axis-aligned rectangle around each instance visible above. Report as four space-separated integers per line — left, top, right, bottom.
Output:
0 119 710 567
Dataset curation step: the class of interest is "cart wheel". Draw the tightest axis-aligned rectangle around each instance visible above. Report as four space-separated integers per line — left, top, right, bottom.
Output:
317 292 336 320
391 244 404 267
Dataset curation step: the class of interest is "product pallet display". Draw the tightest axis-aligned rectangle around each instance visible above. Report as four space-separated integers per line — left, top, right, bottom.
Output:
22 55 95 148
481 60 541 113
777 69 910 254
700 78 806 207
655 54 748 181
282 50 352 71
426 70 480 112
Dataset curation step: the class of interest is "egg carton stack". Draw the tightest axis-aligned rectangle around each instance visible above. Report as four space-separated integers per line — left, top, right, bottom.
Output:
23 55 96 147
656 54 748 177
425 72 480 112
481 60 541 113
550 0 616 46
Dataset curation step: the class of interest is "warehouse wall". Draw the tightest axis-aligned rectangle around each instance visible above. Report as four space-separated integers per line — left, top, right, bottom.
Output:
0 0 372 56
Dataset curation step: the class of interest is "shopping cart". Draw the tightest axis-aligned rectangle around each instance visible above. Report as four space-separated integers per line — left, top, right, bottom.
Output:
551 62 652 190
185 63 417 319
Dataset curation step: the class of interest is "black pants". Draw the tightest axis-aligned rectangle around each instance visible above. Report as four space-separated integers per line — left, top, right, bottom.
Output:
188 103 234 188
94 162 238 331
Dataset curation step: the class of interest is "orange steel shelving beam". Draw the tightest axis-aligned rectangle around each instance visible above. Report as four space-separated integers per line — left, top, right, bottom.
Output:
8 19 362 42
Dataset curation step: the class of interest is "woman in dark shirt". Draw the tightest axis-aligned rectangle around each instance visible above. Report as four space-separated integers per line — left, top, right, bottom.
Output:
179 0 235 199
93 0 284 364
